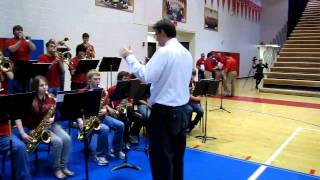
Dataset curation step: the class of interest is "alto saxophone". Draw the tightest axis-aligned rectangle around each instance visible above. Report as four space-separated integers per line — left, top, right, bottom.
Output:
77 92 105 141
26 105 55 153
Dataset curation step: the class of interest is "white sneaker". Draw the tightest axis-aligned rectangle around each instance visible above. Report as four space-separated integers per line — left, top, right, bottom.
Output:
95 156 109 166
116 151 126 160
110 151 126 159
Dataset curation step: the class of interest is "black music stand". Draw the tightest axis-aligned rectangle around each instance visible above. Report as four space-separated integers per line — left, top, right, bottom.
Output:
12 61 50 93
98 57 121 88
210 79 231 113
110 79 141 171
59 89 102 180
0 92 35 180
194 79 219 143
131 83 151 156
74 60 100 75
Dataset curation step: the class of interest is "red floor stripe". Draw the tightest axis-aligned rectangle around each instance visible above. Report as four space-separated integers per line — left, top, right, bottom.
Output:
309 169 316 175
211 95 320 109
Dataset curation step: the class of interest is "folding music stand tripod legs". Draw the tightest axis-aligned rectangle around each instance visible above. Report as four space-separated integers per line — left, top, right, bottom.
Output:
195 95 216 143
193 79 220 143
210 80 231 113
59 90 103 180
110 79 141 171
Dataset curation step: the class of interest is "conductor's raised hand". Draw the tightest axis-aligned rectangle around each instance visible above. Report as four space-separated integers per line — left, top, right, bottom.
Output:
120 47 133 59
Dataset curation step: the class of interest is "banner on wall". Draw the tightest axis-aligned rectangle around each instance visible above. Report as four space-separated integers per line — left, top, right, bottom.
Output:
214 0 261 23
163 0 187 23
95 0 134 12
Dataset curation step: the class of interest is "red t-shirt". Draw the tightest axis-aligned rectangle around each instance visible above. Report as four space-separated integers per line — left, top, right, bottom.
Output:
6 38 31 62
204 58 217 72
225 57 237 72
196 58 206 68
107 85 133 108
38 54 60 87
69 57 87 84
0 122 9 136
25 94 55 130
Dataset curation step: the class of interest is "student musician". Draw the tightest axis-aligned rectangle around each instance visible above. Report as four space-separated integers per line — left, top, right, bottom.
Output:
69 44 87 90
0 51 14 95
37 40 64 95
186 69 203 133
15 75 74 179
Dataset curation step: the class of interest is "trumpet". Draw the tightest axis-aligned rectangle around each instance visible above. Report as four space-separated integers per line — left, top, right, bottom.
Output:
0 57 14 72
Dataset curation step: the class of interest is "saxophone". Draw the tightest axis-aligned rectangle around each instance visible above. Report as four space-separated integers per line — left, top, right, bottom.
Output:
26 105 55 153
77 92 105 141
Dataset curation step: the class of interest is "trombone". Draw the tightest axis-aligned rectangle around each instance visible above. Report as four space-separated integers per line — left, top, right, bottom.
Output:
0 57 14 72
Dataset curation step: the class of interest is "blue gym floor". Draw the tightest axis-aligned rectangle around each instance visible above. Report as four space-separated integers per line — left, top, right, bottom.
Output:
1 130 319 180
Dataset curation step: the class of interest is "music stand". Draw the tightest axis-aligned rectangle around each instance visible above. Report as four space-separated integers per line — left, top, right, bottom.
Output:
194 79 219 143
110 79 141 171
210 80 231 113
59 89 102 180
0 92 35 180
98 57 121 88
74 60 100 74
131 83 151 157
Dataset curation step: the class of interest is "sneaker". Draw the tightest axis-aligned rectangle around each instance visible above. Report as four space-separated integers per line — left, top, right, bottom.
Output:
95 156 109 166
110 151 125 159
115 151 126 160
123 142 130 150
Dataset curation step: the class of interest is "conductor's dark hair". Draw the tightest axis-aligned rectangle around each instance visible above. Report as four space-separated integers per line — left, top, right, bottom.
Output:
76 44 87 55
207 52 213 58
153 19 176 38
82 33 89 38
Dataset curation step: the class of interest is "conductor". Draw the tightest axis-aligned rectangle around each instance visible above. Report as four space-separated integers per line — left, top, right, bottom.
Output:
120 19 192 180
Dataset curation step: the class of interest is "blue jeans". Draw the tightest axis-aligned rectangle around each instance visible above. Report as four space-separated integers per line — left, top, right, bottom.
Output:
93 124 109 157
103 116 124 154
49 123 71 171
48 87 60 96
0 135 32 180
138 104 151 124
186 102 203 126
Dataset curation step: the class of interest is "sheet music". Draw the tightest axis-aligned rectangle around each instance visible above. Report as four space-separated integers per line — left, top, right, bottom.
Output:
56 93 65 103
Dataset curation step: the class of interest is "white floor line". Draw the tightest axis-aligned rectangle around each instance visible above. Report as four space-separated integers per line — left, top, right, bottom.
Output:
248 128 302 180
302 128 320 132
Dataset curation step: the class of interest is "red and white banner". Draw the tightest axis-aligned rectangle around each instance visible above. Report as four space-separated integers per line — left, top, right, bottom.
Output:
207 0 262 23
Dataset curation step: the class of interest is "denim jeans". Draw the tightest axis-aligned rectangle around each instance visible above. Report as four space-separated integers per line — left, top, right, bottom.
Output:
0 135 32 180
103 116 124 154
93 124 109 157
49 123 71 171
187 102 204 126
138 104 151 124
